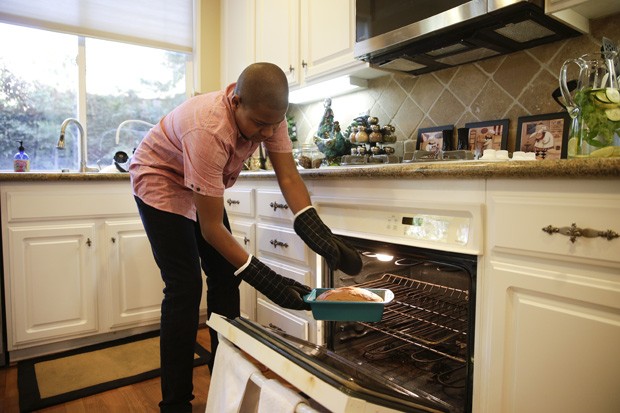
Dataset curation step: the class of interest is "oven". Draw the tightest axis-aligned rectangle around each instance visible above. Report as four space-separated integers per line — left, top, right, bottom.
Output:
322 236 476 412
209 195 483 412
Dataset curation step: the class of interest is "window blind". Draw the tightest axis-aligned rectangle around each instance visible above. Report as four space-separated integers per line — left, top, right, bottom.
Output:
0 0 193 53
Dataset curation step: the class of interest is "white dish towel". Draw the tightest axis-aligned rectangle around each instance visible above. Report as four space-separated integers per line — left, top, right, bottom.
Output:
257 378 307 413
205 335 261 413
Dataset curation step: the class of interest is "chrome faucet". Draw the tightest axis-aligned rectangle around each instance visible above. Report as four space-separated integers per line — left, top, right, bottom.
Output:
58 118 98 172
115 119 155 145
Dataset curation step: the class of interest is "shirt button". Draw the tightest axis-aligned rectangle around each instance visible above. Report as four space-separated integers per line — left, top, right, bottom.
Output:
190 184 194 188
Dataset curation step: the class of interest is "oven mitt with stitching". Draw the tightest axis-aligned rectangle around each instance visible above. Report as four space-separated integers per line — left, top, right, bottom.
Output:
237 256 311 311
293 206 363 275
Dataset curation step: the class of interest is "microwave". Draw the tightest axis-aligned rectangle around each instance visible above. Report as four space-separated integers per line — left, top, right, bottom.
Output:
354 0 581 75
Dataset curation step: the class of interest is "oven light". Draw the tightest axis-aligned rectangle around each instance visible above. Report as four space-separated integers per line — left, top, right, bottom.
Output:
375 253 394 262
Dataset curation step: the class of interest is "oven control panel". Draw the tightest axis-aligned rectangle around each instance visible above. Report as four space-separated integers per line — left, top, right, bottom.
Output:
400 213 471 245
314 198 483 255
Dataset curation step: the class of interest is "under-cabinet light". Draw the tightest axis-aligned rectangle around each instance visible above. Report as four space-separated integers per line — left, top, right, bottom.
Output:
289 76 368 104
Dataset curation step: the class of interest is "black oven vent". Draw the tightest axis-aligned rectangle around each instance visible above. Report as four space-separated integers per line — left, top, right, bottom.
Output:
355 273 469 363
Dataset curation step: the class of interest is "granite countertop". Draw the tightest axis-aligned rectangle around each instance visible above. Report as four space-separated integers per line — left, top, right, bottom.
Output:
1 158 619 182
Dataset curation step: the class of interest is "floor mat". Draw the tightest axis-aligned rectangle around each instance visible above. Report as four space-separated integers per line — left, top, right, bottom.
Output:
17 330 210 412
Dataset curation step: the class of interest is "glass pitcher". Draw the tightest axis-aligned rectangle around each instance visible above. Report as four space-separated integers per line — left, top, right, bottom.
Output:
559 51 620 158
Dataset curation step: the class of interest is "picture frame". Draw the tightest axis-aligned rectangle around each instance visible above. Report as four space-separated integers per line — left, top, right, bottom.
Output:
464 119 509 158
516 112 570 160
416 125 454 156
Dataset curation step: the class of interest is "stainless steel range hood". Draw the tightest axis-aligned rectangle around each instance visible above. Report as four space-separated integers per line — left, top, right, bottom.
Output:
354 0 582 76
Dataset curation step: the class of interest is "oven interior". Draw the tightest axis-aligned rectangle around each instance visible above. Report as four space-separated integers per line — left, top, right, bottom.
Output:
325 235 477 413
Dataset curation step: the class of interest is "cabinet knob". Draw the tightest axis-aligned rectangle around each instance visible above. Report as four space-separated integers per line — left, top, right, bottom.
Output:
243 236 250 245
227 198 240 206
269 239 288 249
86 238 92 247
111 237 116 243
270 201 289 211
542 223 619 243
288 64 294 73
302 60 307 68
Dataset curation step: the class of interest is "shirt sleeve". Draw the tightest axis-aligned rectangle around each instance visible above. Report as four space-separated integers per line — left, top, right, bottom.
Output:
182 128 231 197
263 119 293 153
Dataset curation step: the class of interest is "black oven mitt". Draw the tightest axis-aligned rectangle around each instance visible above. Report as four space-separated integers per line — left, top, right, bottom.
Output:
294 207 362 275
238 256 311 311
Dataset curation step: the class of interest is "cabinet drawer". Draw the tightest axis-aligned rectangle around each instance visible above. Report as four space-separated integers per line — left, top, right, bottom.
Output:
488 190 620 264
260 257 313 288
256 190 292 222
256 224 308 265
224 188 254 218
5 186 137 222
257 298 308 341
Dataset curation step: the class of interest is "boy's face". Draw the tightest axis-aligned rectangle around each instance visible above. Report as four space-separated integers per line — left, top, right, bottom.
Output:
232 95 286 142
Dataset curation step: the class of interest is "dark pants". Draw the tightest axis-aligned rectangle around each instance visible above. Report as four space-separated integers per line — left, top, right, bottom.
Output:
135 196 240 413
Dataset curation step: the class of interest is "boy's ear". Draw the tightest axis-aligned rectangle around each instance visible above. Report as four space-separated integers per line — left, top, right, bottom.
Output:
231 94 241 108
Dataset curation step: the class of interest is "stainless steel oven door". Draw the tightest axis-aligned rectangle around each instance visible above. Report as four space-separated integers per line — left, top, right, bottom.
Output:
208 313 452 413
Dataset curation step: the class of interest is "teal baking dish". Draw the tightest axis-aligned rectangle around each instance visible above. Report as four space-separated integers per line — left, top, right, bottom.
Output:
304 288 394 322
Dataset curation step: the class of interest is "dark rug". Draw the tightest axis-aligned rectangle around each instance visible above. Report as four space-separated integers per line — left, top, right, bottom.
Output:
17 330 211 412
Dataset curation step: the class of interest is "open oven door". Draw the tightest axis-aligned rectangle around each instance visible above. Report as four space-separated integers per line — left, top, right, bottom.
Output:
208 313 452 413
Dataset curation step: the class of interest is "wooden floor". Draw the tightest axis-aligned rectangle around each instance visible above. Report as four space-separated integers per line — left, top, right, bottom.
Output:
0 327 212 413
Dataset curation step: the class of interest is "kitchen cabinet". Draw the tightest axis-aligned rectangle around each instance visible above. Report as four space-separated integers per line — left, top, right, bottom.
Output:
255 0 299 85
103 220 165 329
298 0 366 83
254 186 317 343
225 187 257 320
228 0 368 89
220 0 255 87
0 181 206 359
7 222 98 346
227 182 318 343
545 0 620 33
478 179 620 413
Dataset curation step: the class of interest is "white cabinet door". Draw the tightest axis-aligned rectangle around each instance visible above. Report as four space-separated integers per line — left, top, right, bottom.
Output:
300 0 363 82
255 0 300 86
485 261 620 413
221 0 256 87
7 223 98 347
230 220 257 320
104 220 165 329
478 179 620 413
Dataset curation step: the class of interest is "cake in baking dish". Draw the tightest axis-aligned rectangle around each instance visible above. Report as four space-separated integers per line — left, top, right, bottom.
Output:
316 286 383 302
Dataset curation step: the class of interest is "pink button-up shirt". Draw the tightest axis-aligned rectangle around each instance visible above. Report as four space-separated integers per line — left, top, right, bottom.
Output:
129 84 292 220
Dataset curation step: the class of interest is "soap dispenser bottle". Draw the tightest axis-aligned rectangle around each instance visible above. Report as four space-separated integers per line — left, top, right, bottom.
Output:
14 140 30 172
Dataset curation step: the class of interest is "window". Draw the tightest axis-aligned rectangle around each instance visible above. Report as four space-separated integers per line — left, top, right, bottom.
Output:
0 22 189 171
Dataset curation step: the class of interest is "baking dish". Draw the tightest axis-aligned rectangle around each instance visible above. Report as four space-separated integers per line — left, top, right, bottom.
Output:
303 288 394 322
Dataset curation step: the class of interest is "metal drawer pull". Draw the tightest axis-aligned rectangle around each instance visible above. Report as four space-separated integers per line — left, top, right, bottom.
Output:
542 223 619 243
227 198 240 206
270 201 289 211
270 239 288 248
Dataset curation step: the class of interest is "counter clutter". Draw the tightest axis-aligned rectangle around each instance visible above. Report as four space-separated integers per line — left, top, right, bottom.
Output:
1 158 619 182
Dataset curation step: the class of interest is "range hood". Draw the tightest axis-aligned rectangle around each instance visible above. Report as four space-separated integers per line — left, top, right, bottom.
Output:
354 0 582 76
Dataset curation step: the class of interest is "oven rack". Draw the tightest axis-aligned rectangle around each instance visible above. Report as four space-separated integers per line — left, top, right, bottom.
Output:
355 273 469 362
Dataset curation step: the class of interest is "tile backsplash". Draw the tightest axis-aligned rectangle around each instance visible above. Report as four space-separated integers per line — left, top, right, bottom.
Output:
288 13 619 156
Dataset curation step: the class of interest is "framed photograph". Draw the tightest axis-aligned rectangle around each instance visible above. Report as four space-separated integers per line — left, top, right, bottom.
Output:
416 125 454 156
516 112 570 160
464 119 509 158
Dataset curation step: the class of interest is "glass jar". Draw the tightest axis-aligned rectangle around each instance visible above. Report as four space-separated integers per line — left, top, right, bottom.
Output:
297 143 324 169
